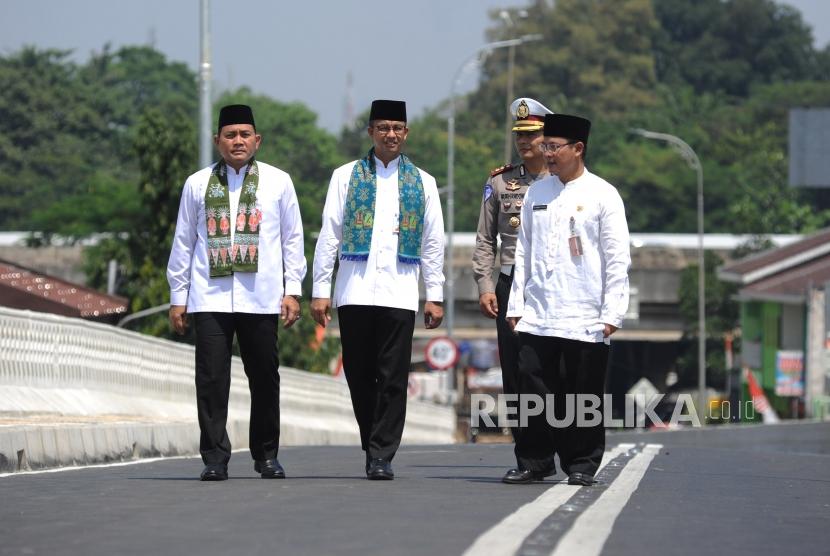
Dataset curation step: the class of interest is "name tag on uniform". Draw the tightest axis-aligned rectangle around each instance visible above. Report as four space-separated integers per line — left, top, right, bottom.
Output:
532 204 547 211
568 216 584 256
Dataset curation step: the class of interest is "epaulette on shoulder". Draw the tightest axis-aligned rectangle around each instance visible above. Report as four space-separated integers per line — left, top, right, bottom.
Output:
490 163 514 177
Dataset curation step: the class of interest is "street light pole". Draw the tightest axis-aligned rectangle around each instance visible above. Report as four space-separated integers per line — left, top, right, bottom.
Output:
445 35 543 340
499 10 529 165
630 128 706 425
198 0 212 168
503 42 516 164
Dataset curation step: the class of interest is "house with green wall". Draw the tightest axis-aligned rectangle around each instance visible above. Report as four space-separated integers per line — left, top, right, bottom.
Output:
719 228 830 420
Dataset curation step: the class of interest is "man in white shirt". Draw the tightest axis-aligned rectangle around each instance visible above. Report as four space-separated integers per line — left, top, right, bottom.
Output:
311 100 445 480
504 113 630 485
167 104 306 481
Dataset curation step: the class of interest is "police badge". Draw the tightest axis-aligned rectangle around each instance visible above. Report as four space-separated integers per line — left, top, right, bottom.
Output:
516 100 529 119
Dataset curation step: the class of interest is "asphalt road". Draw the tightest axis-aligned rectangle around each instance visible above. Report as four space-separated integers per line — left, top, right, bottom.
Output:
2 422 828 556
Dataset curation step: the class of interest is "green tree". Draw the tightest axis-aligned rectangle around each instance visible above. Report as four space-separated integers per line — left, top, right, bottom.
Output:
0 45 198 234
84 107 196 337
592 76 830 235
653 0 819 97
708 80 830 233
375 0 663 235
474 0 659 122
79 45 197 134
676 251 740 390
0 48 103 230
397 0 830 236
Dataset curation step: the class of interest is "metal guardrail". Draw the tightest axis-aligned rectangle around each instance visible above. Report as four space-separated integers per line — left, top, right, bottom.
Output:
0 306 242 406
0 306 455 443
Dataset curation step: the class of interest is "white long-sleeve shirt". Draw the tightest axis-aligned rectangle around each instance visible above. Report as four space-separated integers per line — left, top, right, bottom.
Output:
167 161 307 314
506 169 630 343
312 155 445 312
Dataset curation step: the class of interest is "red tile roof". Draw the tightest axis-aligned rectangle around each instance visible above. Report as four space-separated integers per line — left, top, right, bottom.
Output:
0 259 128 319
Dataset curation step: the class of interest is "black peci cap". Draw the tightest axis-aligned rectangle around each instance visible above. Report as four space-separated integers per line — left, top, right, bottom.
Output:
369 99 407 122
543 113 591 145
217 104 256 132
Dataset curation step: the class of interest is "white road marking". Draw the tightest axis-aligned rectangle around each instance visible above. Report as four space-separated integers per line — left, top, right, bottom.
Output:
550 443 662 556
461 443 636 556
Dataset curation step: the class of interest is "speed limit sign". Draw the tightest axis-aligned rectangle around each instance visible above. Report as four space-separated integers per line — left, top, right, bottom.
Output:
424 337 459 370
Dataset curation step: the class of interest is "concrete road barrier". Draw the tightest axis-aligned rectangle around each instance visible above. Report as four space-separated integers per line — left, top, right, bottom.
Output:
0 307 455 472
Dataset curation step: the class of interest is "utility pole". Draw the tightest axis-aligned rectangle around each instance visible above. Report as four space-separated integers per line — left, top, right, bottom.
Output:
198 0 212 168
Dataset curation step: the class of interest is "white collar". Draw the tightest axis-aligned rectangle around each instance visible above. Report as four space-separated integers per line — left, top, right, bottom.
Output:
374 155 400 171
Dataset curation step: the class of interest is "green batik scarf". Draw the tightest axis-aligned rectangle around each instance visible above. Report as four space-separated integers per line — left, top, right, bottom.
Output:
204 159 260 277
341 148 425 264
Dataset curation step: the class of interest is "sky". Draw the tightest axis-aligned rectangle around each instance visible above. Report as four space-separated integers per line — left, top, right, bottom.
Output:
2 0 828 133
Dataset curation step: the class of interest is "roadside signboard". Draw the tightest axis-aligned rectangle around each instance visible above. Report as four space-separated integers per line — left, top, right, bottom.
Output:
425 337 459 370
775 350 804 396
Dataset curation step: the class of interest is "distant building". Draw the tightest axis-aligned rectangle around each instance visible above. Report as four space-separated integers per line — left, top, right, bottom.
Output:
719 228 830 419
0 232 89 283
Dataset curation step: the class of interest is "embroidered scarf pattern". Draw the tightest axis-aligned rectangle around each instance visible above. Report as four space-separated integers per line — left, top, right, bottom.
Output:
204 159 260 277
341 148 425 265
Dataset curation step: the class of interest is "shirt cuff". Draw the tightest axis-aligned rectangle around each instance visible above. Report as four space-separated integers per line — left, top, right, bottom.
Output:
601 313 624 328
284 280 303 297
505 301 523 318
170 290 189 306
476 277 495 296
425 285 444 302
312 281 332 299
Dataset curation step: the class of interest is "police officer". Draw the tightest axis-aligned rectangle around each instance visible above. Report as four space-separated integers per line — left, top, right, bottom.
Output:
472 97 552 438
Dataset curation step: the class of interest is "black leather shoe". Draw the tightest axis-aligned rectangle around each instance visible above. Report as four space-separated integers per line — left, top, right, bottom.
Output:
366 458 394 480
200 463 228 481
568 472 596 486
502 468 548 484
254 458 286 479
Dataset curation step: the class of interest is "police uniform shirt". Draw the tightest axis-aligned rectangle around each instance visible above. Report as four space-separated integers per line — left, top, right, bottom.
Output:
472 163 548 295
506 170 631 343
312 155 445 312
167 161 307 313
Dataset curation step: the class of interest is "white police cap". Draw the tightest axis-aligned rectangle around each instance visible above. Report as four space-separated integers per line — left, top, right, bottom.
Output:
510 97 553 132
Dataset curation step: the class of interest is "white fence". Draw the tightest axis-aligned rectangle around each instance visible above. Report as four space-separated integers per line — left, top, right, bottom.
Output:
0 307 455 471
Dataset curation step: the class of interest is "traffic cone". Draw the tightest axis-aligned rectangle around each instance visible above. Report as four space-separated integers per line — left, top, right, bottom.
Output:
744 367 779 424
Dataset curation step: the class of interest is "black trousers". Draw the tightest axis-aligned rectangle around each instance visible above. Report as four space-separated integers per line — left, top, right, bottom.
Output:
193 312 280 465
337 305 416 462
495 270 520 439
514 333 609 476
